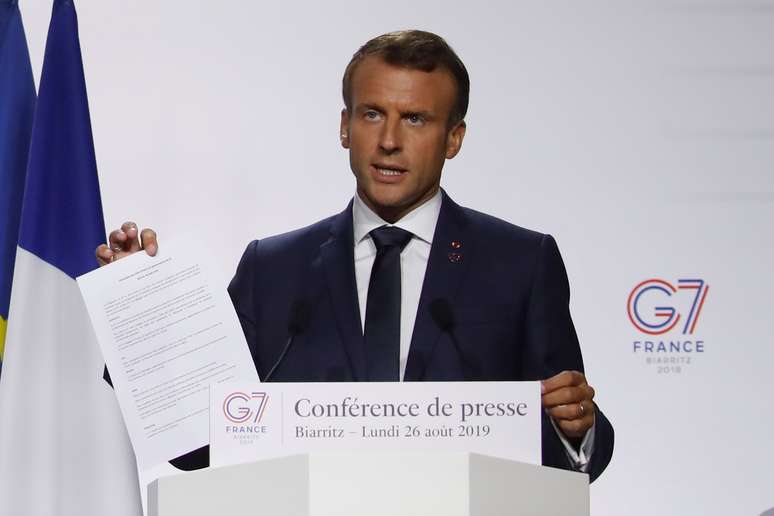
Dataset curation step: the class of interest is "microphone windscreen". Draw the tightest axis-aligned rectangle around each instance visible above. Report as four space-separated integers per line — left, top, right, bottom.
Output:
429 298 454 331
288 299 311 334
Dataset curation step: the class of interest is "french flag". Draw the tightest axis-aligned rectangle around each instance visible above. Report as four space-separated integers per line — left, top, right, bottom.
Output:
0 2 142 515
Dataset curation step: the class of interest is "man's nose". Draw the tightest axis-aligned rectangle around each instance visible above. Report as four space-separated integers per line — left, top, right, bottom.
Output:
378 119 402 154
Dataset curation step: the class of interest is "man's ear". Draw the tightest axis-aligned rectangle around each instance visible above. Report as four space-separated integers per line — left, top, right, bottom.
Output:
445 120 466 159
340 108 350 149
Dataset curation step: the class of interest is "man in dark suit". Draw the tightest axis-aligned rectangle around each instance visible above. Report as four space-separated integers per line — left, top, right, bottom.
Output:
98 30 613 481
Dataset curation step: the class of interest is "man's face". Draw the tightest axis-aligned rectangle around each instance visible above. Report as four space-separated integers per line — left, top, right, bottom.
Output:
340 56 466 223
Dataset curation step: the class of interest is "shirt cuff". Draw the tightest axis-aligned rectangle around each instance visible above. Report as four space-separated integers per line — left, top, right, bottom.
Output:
548 412 596 473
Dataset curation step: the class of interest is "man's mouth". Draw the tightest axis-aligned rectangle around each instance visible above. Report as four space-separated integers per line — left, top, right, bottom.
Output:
372 164 407 177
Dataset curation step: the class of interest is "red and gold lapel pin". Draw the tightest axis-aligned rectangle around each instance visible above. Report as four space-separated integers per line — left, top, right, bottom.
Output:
448 241 462 263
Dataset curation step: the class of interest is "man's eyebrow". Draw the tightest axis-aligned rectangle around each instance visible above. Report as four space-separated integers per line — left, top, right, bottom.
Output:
356 103 385 112
401 109 435 118
400 109 438 121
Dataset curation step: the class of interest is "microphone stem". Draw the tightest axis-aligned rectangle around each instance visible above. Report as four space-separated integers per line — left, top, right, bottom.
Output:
263 333 295 382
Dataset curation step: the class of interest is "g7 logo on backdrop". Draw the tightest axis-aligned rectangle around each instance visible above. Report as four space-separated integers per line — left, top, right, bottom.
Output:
627 279 709 335
223 391 269 424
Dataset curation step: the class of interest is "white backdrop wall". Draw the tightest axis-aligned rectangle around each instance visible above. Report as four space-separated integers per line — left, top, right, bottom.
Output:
19 1 774 514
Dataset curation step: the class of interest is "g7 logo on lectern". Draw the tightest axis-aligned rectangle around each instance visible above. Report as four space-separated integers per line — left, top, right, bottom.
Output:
627 279 709 335
223 391 269 424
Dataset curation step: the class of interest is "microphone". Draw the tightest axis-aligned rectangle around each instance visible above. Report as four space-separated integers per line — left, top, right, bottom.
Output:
429 298 455 332
429 298 479 380
287 299 311 335
263 299 310 382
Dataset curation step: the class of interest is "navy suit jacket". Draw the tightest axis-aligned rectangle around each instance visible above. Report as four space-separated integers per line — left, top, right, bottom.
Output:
227 191 614 481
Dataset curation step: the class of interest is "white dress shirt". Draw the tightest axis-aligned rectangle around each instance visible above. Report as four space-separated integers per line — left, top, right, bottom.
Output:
351 189 594 472
353 190 441 381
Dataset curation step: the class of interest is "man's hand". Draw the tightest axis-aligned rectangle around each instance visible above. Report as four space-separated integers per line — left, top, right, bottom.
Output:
95 221 158 267
541 370 596 440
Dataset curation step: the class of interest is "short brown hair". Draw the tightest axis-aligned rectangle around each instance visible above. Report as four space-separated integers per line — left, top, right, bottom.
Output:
342 30 470 126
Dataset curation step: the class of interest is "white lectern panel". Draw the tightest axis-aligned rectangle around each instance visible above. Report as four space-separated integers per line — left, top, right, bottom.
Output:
148 452 589 516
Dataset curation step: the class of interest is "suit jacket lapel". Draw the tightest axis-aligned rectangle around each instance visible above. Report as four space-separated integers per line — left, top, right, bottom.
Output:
320 202 367 381
404 191 473 381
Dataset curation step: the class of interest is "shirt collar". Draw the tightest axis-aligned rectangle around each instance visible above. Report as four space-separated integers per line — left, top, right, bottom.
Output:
352 189 442 246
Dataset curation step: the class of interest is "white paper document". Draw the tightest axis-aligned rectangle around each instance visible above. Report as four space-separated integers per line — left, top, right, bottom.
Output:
78 242 259 469
210 382 541 467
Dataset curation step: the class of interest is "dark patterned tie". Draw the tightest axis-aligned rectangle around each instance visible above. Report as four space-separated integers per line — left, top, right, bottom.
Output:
364 226 413 381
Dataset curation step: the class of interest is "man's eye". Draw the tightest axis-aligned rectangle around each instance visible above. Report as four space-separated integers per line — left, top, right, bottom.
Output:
364 111 380 120
407 114 424 125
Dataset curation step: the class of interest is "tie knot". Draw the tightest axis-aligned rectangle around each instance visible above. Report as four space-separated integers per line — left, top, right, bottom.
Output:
370 226 413 252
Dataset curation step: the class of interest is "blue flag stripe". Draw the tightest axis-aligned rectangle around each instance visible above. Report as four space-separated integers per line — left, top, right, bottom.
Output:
18 0 105 280
0 0 35 319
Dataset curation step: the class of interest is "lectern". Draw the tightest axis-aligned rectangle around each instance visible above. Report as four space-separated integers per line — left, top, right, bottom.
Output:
148 452 589 516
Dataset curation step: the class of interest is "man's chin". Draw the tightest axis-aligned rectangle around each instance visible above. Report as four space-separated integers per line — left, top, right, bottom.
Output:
357 191 409 220
359 185 404 206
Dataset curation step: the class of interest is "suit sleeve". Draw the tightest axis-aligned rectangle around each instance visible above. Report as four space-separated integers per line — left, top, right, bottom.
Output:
521 234 614 482
228 239 263 377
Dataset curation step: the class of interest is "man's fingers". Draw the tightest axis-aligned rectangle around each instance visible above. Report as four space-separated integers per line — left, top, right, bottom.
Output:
108 228 127 252
542 383 594 408
120 221 141 253
541 370 585 394
542 385 586 407
548 400 595 421
140 228 158 256
541 371 598 438
107 223 157 256
100 222 158 265
95 244 113 266
104 223 157 262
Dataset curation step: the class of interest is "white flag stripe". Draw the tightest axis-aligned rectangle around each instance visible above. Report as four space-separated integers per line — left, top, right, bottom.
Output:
0 248 142 516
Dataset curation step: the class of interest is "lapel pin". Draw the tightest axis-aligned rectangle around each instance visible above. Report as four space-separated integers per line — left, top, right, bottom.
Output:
448 252 462 263
450 240 462 249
